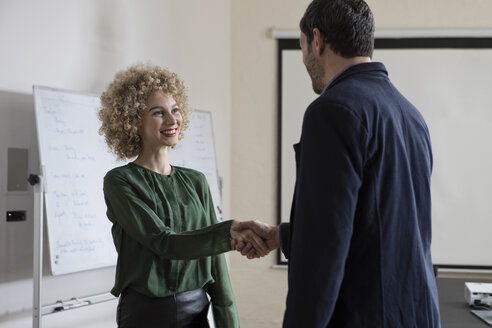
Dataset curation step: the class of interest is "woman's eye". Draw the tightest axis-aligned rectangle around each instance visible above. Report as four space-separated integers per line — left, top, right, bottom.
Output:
153 111 164 116
172 108 180 113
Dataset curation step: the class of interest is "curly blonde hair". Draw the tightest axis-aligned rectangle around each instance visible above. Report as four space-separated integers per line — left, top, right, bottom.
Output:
98 63 191 160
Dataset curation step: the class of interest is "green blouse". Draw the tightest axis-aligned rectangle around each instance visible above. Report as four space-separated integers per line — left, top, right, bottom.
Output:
103 162 239 327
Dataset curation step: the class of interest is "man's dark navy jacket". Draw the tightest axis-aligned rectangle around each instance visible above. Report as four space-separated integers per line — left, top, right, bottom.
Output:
279 62 441 327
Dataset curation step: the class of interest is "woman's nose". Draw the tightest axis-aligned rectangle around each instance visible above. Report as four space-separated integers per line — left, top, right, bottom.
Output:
164 113 176 124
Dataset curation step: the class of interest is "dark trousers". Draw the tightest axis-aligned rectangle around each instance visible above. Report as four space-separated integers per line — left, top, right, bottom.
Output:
117 287 210 328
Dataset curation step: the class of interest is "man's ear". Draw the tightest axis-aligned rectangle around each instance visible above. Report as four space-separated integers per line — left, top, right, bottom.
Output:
312 28 326 56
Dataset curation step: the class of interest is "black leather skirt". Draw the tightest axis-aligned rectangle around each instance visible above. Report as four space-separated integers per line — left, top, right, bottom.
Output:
117 287 210 328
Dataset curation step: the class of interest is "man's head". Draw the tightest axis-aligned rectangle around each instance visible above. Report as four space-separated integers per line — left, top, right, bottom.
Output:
299 0 375 94
300 0 375 59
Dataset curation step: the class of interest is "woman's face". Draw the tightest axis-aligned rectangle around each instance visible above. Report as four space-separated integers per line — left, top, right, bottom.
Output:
139 91 182 150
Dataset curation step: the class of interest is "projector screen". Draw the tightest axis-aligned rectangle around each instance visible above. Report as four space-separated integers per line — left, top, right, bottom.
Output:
277 32 492 269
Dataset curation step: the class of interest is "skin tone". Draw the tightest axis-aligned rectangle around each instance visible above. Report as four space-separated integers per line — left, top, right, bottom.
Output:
300 29 371 95
233 29 372 257
232 220 280 259
134 91 269 257
133 90 181 174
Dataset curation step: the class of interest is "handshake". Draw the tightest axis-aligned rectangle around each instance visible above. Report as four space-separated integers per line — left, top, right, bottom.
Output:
229 220 280 259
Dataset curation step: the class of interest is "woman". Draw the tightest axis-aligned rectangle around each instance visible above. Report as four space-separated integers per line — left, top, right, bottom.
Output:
98 63 267 328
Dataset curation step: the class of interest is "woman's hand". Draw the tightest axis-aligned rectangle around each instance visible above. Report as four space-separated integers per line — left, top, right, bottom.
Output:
230 220 270 259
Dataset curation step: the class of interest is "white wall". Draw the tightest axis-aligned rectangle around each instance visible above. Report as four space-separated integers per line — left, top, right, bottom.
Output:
0 0 231 327
229 0 492 327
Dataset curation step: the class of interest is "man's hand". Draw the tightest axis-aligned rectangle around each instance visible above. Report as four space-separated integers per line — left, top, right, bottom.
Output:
231 220 280 258
230 221 270 258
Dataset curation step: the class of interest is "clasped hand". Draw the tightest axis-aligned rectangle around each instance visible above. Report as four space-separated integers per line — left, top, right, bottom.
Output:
230 220 280 259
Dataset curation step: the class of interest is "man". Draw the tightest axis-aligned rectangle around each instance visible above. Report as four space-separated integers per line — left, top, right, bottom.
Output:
233 0 441 327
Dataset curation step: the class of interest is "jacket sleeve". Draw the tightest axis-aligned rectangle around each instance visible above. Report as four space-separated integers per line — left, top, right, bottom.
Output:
283 102 367 327
279 222 291 258
103 171 233 260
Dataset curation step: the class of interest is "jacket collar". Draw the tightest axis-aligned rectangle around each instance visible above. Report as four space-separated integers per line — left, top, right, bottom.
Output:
321 62 388 95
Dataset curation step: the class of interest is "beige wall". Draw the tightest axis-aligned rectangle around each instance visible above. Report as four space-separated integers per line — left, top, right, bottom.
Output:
229 0 492 327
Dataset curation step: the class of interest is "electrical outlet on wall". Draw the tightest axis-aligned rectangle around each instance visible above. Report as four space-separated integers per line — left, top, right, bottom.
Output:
6 210 26 222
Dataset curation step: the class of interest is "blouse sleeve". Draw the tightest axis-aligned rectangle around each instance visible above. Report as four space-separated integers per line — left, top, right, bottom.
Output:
198 176 240 328
103 170 233 260
206 254 240 328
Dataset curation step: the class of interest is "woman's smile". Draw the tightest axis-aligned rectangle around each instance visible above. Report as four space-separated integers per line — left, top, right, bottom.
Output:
161 128 177 137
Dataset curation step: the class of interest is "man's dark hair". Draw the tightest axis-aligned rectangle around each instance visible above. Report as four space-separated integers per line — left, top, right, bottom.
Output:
299 0 375 58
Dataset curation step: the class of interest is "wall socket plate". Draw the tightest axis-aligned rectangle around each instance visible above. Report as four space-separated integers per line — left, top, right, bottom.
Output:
6 210 26 222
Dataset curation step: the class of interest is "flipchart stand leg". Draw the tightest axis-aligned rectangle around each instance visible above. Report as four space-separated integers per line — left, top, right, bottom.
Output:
30 174 44 328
